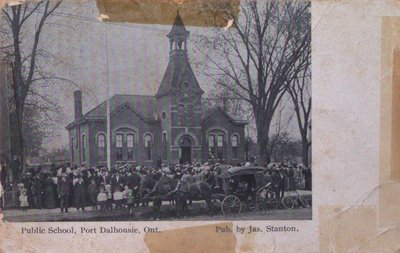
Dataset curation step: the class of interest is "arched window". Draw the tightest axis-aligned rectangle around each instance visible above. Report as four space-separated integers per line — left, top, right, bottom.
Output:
144 134 152 160
231 135 238 159
98 134 106 161
162 132 167 143
127 134 135 160
71 137 74 163
116 134 123 160
208 135 215 159
81 135 86 162
217 134 224 160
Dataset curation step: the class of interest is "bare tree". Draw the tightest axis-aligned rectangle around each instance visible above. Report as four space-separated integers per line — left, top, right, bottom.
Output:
266 98 294 164
287 55 311 167
2 0 61 158
270 131 301 163
195 0 311 166
1 0 62 204
205 78 257 162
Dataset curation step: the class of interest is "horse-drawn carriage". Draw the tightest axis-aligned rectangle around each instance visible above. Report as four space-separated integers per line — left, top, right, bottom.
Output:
212 166 276 216
142 165 277 218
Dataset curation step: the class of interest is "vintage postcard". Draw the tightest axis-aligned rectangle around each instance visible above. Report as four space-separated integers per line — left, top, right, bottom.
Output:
0 0 399 252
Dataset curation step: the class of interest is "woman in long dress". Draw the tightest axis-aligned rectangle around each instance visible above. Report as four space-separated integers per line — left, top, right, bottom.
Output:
43 174 56 209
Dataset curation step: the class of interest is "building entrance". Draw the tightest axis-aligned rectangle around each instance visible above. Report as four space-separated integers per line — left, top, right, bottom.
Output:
179 136 192 164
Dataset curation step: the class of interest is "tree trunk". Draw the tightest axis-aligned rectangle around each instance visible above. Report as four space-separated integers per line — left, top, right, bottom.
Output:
266 148 272 165
256 122 268 166
11 180 19 207
254 107 274 167
301 135 309 167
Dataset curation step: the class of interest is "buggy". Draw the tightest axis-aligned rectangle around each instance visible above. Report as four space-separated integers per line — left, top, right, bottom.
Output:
212 166 277 216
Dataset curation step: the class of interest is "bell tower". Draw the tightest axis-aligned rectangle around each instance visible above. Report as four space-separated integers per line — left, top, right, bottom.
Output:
167 11 189 58
156 11 204 164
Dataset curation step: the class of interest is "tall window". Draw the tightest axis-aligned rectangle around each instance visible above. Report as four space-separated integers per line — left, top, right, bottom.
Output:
162 132 167 143
98 134 106 161
81 135 86 162
178 104 184 125
71 137 74 163
217 134 224 160
116 134 123 160
127 134 134 160
145 134 152 160
231 135 238 159
208 135 215 158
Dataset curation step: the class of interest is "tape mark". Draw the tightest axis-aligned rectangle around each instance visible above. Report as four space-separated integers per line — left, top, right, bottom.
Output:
144 222 236 253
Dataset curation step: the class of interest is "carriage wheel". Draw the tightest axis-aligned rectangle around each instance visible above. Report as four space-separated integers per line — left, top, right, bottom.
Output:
298 195 310 208
281 196 295 209
221 195 242 216
255 188 276 213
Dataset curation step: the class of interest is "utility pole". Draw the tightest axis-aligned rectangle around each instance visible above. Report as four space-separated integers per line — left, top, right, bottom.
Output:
101 15 112 171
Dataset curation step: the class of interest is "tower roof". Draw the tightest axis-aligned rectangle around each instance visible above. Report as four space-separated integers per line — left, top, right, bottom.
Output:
155 55 203 97
167 11 189 38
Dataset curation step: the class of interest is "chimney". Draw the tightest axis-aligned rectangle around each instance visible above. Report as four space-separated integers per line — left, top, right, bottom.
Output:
73 90 83 121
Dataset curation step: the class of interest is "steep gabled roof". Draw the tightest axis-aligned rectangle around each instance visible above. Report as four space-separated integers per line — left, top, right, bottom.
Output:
84 94 157 120
167 11 189 38
201 106 247 125
155 55 203 97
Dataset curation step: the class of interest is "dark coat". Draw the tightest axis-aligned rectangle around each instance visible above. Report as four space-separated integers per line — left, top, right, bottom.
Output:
32 176 44 208
111 176 124 192
43 177 56 209
98 175 110 186
73 181 86 207
126 174 141 189
32 177 43 195
57 178 71 197
271 173 282 187
87 183 98 201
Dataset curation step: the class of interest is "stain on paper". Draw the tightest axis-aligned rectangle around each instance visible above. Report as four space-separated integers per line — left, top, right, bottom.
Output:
320 206 400 253
144 222 236 253
380 16 400 227
95 0 240 27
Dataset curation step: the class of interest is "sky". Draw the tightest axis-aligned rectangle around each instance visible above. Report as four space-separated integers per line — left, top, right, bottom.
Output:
17 0 301 150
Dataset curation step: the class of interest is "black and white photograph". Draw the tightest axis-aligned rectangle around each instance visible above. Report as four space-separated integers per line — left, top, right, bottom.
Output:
0 0 311 222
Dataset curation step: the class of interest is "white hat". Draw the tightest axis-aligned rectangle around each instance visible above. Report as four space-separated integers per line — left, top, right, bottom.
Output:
162 167 171 173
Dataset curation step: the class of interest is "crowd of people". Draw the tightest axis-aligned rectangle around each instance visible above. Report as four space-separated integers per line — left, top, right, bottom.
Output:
3 161 312 214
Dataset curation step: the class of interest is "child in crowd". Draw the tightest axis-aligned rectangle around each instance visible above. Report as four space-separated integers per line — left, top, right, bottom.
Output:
122 185 128 207
97 187 107 211
124 185 134 215
113 186 123 210
105 184 113 210
19 187 28 212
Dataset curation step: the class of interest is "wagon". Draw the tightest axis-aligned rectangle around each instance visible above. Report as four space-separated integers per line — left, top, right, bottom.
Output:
212 166 277 216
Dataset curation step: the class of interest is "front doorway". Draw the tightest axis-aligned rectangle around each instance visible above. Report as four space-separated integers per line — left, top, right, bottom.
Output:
179 136 192 164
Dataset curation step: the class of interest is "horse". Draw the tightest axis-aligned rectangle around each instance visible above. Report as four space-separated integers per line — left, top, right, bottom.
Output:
139 174 157 207
144 175 177 220
173 174 214 218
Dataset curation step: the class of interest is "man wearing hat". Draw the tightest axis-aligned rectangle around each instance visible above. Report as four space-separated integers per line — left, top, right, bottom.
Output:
99 169 109 186
74 175 86 211
126 167 141 207
111 171 124 193
57 173 71 212
32 172 43 209
216 165 230 194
